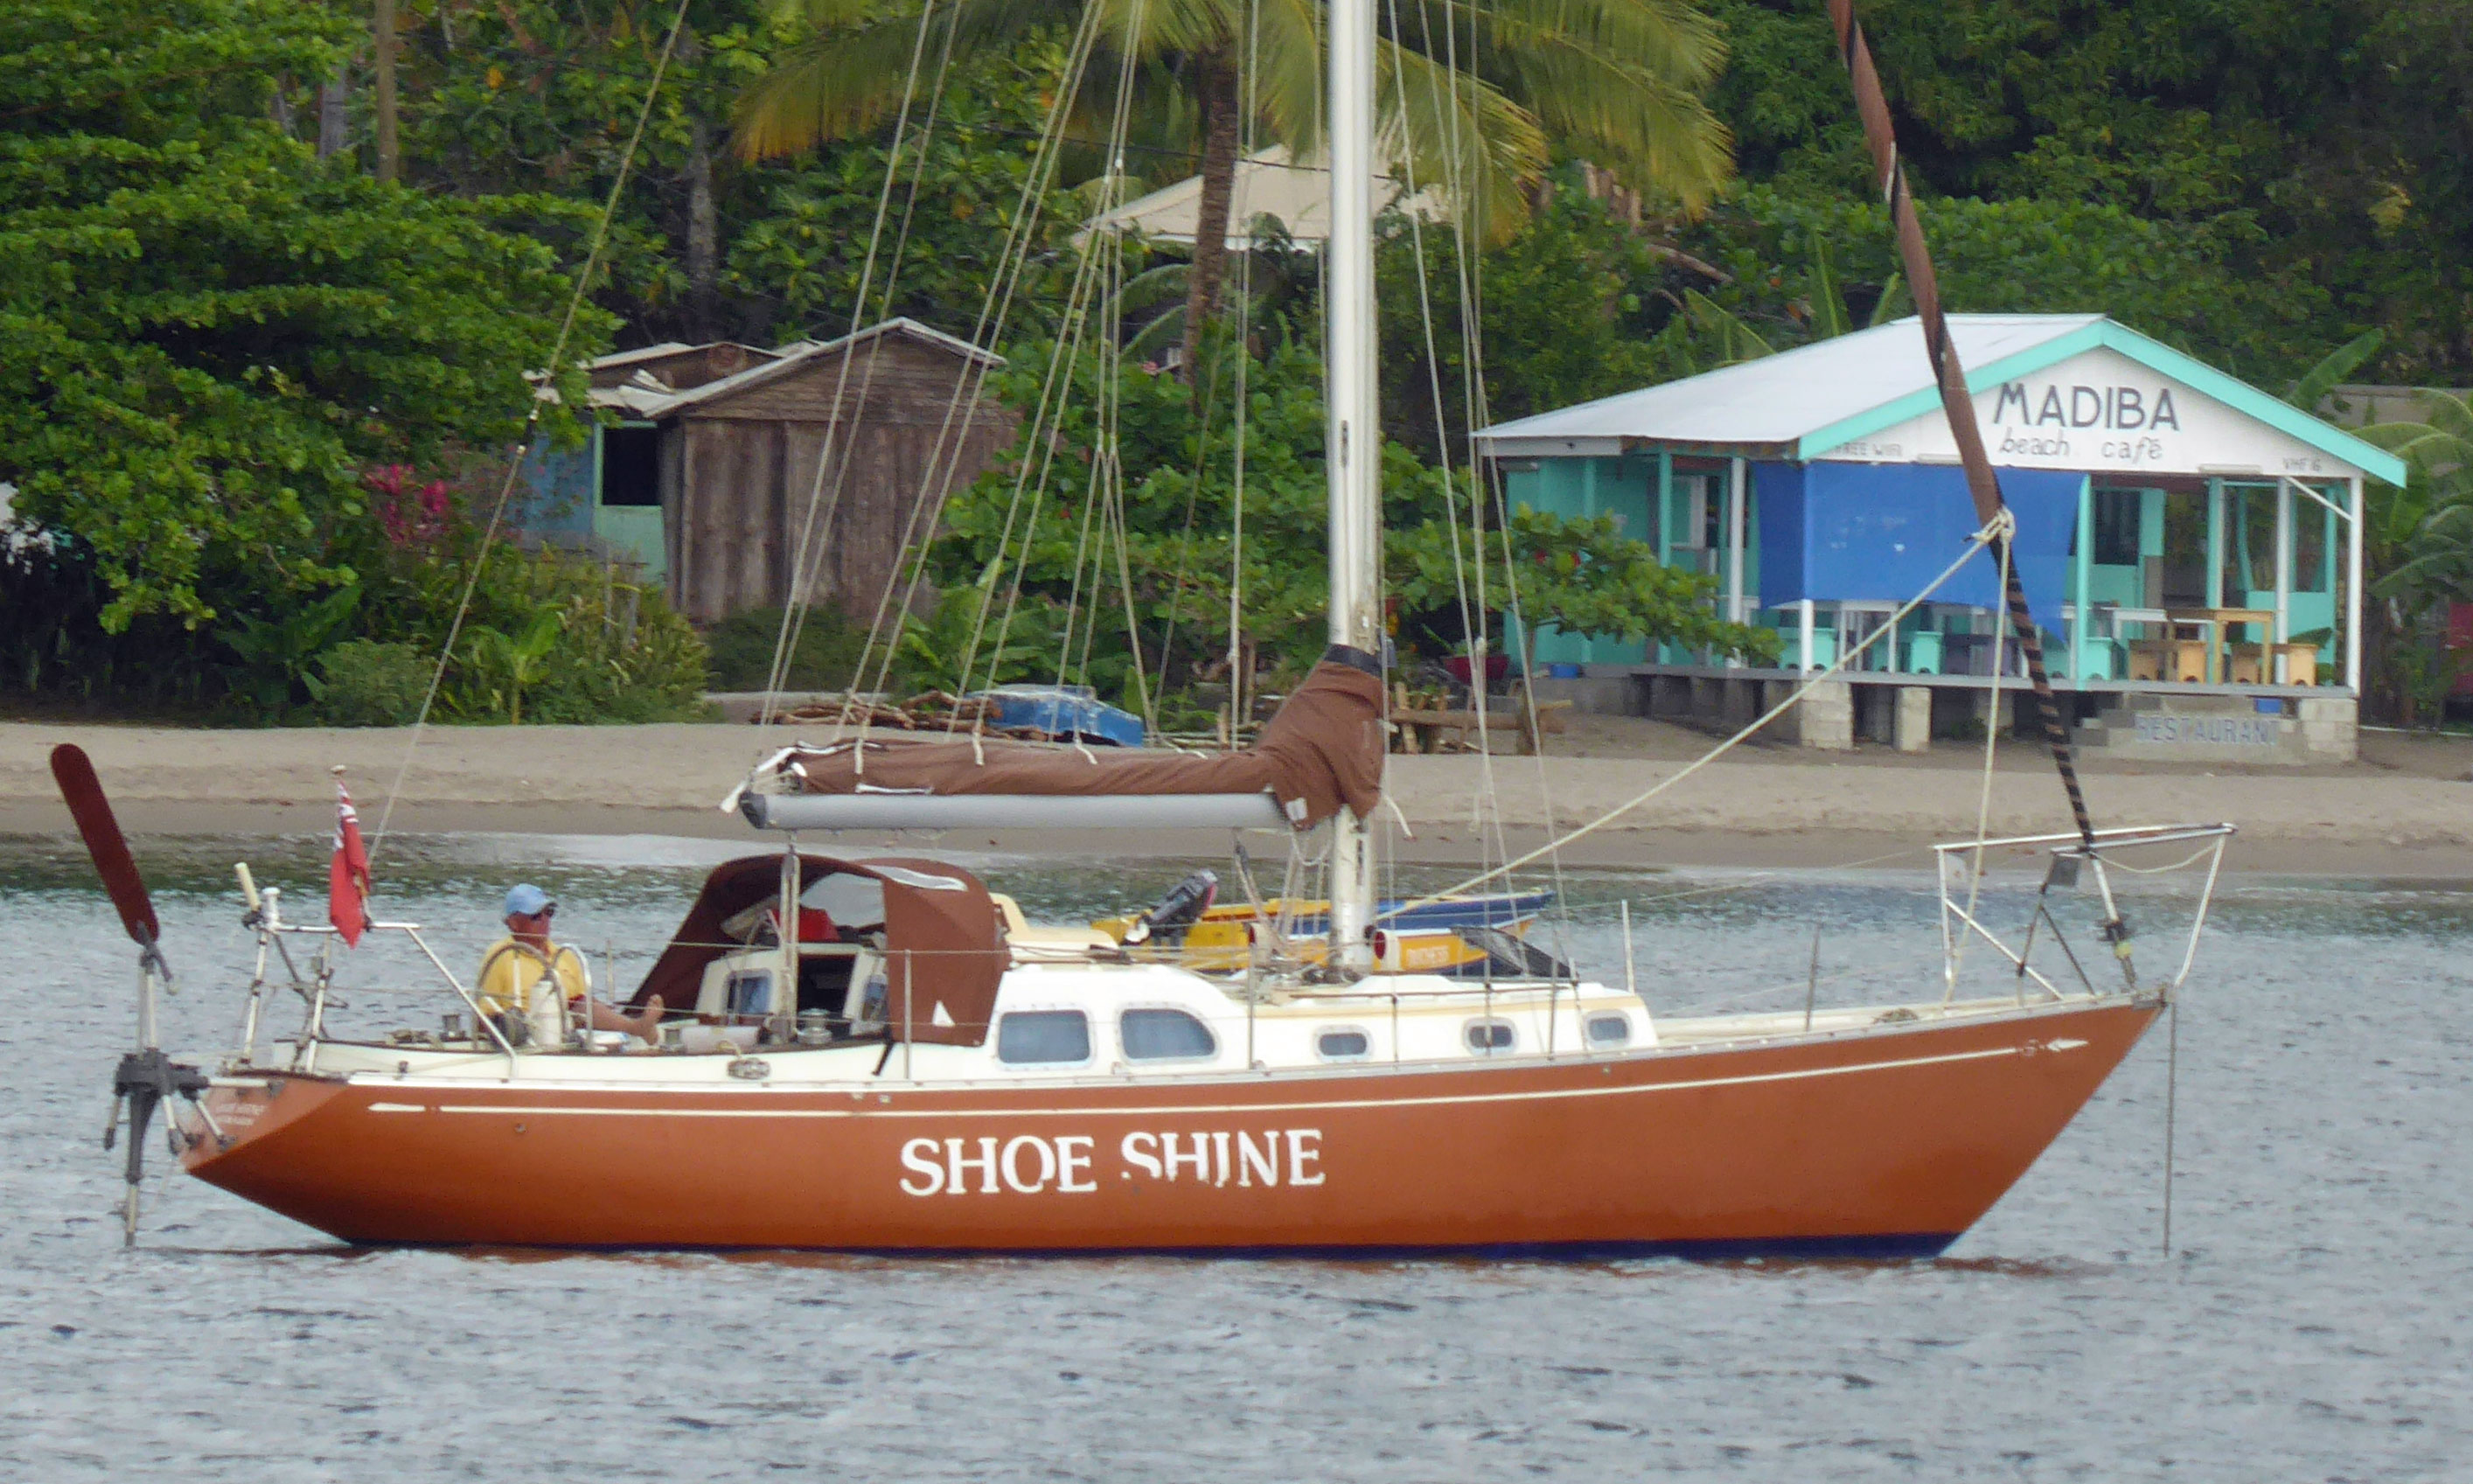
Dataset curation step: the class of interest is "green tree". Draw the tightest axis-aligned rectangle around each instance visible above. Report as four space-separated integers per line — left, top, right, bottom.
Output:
732 0 1733 375
1696 0 2473 382
0 0 607 631
934 332 1773 714
1394 505 1774 742
2356 389 2473 724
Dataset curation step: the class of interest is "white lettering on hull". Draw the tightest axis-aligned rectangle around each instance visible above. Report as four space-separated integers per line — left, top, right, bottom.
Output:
897 1129 1325 1196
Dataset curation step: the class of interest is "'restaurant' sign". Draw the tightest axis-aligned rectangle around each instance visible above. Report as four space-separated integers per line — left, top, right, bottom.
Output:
1822 345 2351 480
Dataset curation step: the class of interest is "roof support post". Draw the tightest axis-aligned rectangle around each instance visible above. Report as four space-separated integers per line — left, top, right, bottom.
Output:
2072 476 2093 680
2346 474 2365 694
1725 456 1747 658
2205 478 2226 612
2274 478 2294 665
1656 449 1674 567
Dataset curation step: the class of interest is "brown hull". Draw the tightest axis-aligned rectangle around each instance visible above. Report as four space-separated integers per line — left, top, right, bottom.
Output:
182 999 2156 1256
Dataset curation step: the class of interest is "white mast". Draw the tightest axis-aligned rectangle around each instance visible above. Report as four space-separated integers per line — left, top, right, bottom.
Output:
1325 0 1381 970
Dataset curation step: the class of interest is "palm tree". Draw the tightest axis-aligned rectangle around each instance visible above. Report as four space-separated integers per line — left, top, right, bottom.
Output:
732 0 1732 373
2357 387 2473 723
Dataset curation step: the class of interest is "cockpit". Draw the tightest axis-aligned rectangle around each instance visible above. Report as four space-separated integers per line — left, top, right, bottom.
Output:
626 853 1007 1053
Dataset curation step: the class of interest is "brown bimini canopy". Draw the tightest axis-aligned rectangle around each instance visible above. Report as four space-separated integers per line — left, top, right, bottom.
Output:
742 648 1384 833
628 853 1007 1047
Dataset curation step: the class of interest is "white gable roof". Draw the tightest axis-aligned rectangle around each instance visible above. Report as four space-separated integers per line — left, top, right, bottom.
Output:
1473 313 2406 485
1081 145 1445 247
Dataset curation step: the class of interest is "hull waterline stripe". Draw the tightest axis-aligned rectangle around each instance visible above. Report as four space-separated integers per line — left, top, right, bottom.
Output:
417 1042 2045 1122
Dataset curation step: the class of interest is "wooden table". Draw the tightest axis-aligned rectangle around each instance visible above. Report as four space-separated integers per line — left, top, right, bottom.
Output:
2164 607 2275 685
1391 701 1570 754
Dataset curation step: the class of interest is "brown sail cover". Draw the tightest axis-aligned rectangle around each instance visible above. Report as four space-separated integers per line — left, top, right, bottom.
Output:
628 853 1007 1047
776 651 1384 828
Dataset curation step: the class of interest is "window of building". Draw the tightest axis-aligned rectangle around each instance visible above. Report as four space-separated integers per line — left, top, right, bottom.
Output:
1465 1020 1515 1055
1585 1013 1632 1048
996 1010 1090 1065
1119 1007 1216 1062
2090 488 2142 567
1315 1028 1371 1061
599 424 661 507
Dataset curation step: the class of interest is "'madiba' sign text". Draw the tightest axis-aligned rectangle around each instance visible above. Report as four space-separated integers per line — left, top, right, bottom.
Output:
1992 382 2182 432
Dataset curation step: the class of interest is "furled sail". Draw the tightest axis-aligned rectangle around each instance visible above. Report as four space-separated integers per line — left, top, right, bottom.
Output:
739 649 1385 832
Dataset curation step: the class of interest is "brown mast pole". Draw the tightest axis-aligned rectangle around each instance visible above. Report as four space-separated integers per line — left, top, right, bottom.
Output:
1825 0 2099 850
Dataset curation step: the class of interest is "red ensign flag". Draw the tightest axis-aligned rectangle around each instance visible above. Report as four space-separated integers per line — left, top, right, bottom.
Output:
330 777 372 946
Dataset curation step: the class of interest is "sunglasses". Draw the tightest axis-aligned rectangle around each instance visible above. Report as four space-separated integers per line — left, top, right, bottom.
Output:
516 906 556 921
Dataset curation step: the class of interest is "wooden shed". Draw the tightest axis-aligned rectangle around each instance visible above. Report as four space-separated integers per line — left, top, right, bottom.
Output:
564 319 1014 625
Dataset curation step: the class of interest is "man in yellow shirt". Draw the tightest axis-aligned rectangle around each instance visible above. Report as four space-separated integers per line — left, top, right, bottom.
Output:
477 884 663 1045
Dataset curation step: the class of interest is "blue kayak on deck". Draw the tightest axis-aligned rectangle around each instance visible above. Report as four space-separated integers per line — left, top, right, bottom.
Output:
976 685 1147 747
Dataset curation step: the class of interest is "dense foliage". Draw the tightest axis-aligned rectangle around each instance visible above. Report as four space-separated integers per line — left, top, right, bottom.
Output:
1703 0 2472 380
13 0 2473 723
0 0 604 632
0 0 714 721
930 335 1774 716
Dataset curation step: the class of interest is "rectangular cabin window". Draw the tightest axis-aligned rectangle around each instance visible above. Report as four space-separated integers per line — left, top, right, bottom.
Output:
1585 1013 1632 1048
1315 1028 1371 1061
996 1010 1091 1065
1465 1020 1515 1055
1119 1008 1216 1062
725 971 773 1019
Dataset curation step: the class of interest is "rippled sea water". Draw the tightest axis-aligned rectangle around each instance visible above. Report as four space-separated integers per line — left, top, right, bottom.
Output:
3 833 2467 1481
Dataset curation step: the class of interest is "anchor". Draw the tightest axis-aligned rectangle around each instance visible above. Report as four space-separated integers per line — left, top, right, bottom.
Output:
52 744 216 1245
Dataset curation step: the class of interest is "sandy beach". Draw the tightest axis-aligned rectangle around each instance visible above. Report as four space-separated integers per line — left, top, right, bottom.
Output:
6 714 2470 875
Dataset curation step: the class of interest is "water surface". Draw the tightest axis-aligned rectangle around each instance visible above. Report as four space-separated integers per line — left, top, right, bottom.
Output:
3 834 2464 1480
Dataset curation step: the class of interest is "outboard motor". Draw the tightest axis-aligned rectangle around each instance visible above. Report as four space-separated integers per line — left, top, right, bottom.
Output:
1122 869 1219 947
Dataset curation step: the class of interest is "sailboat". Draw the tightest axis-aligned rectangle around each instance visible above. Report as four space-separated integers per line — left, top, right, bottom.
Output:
66 0 2233 1255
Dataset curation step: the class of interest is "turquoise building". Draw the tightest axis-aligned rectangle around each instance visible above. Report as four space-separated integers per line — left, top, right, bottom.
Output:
1473 315 2405 697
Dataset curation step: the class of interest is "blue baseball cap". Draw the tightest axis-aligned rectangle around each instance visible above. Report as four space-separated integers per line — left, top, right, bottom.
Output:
504 883 555 918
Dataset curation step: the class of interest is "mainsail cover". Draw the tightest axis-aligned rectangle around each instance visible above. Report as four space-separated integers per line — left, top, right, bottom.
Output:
743 650 1384 832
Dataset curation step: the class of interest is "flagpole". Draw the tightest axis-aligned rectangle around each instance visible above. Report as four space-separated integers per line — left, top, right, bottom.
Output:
330 765 373 946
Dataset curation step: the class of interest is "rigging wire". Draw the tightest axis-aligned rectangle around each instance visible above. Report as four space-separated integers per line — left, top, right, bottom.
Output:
836 0 1139 746
760 0 963 723
1947 512 2017 987
370 0 695 862
769 0 1108 742
1227 0 1262 740
1388 526 2000 916
946 212 1119 714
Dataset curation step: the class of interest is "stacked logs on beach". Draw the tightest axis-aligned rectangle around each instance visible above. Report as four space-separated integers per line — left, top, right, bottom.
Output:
763 691 1048 740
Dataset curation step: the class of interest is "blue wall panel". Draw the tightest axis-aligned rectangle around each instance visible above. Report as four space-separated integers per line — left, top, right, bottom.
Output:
1757 463 2080 632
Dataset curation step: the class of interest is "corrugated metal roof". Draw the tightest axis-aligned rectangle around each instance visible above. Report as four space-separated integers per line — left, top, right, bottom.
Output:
1473 311 2407 484
1474 314 2102 454
585 318 1002 420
